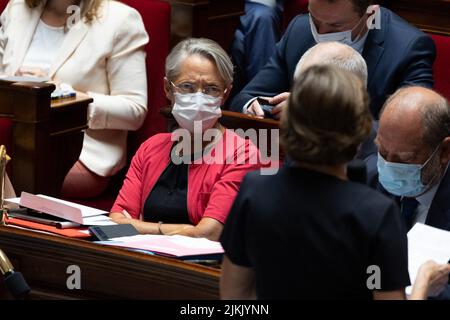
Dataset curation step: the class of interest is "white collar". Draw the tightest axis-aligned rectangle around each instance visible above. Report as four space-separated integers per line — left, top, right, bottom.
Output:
416 164 449 208
353 31 369 54
248 0 277 8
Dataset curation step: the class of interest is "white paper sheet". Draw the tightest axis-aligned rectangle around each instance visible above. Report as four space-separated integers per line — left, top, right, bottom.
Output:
36 194 108 217
83 215 116 226
0 75 50 82
406 223 450 295
6 192 109 225
101 234 224 257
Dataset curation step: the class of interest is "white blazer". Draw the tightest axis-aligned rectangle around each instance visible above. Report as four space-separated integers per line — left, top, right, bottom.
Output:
0 0 149 177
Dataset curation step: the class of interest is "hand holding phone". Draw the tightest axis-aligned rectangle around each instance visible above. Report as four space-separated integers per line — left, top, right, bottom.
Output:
256 98 276 119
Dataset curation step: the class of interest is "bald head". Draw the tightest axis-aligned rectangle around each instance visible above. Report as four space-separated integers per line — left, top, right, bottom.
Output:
382 86 445 115
294 42 368 86
381 87 450 147
377 86 450 166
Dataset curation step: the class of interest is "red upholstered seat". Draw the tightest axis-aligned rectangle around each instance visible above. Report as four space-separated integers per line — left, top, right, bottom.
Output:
123 0 170 157
0 0 6 14
0 118 12 152
430 34 450 100
66 0 172 210
283 0 309 29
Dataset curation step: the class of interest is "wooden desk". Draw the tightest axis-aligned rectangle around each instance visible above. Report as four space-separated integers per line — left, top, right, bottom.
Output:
0 226 220 299
168 0 245 50
220 110 280 131
161 107 282 158
161 107 280 131
0 81 91 197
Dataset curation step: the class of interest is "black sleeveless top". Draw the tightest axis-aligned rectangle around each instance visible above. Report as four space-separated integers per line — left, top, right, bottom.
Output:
143 143 198 224
143 159 190 224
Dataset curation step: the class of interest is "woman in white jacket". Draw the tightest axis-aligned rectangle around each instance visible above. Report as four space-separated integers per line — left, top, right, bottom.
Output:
0 0 149 198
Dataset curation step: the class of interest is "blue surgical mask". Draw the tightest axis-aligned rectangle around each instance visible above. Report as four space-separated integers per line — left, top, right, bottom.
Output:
377 146 441 197
309 13 368 53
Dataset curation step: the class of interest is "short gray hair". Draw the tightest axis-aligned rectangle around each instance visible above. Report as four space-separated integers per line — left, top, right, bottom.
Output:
282 65 372 165
422 95 450 148
294 42 368 86
165 38 234 87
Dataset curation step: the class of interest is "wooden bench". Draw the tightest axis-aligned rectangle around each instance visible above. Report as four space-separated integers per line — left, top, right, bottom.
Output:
0 80 91 197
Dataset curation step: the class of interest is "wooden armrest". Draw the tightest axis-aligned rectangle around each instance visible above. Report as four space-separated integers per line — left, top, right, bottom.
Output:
160 106 280 131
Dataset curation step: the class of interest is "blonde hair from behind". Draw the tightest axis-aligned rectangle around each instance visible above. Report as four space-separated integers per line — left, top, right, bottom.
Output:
281 65 372 166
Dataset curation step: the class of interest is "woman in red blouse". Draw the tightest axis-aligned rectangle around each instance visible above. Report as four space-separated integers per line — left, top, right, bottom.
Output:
110 38 263 241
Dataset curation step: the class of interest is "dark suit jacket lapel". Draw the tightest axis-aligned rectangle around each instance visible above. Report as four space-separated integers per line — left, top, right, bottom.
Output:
426 168 450 231
363 8 388 89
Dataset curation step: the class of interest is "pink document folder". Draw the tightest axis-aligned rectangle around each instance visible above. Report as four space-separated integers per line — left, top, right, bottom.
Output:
101 234 224 259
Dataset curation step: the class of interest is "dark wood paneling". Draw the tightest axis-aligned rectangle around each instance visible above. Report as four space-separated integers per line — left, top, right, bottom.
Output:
382 0 450 35
0 226 220 299
168 0 245 50
160 107 282 158
0 80 91 196
161 107 280 131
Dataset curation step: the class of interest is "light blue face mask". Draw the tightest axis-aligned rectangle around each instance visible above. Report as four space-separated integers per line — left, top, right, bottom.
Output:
377 145 441 197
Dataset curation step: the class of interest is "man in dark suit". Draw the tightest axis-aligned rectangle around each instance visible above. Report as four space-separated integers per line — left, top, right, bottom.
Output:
229 0 436 120
374 86 450 300
374 86 450 232
230 0 284 101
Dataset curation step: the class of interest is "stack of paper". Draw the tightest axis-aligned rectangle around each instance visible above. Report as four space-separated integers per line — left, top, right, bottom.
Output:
0 75 50 83
407 223 450 295
6 192 115 226
99 234 224 259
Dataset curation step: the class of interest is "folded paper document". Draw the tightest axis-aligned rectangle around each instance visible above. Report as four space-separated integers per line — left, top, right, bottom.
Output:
0 75 50 83
407 223 450 296
6 192 115 226
5 216 91 238
99 234 224 260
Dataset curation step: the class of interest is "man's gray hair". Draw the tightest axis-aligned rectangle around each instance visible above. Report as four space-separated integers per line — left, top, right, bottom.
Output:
294 42 368 86
422 94 450 148
381 87 450 149
165 38 234 87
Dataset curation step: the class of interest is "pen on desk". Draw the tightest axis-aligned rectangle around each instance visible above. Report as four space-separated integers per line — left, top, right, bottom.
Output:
56 221 82 229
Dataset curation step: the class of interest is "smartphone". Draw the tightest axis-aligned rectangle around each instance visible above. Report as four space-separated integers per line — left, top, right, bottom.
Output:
89 224 139 241
256 98 275 119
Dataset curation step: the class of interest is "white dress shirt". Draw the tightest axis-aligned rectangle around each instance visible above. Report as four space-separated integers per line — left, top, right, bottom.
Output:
414 165 449 225
21 20 66 75
414 183 440 225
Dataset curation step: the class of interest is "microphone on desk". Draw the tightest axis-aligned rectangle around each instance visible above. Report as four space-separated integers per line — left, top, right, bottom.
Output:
347 159 368 185
0 249 30 299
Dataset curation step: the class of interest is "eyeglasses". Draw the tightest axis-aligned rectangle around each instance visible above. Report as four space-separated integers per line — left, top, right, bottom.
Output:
170 81 226 98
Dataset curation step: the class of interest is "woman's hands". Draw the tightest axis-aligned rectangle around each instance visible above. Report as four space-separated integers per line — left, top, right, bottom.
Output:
109 212 191 236
109 212 223 241
15 67 49 78
109 212 153 234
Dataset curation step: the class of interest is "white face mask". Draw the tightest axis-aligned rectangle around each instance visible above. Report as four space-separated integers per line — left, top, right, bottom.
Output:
309 13 367 53
172 92 222 133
